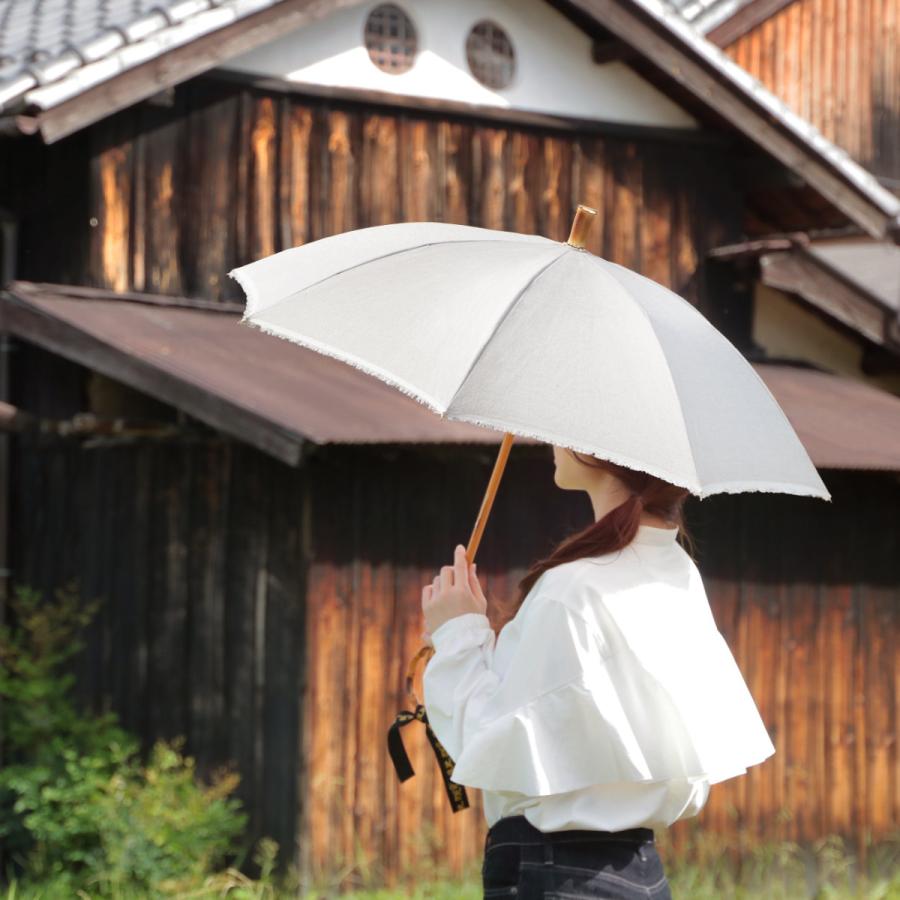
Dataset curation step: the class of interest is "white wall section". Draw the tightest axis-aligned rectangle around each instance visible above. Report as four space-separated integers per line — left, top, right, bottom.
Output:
221 0 700 128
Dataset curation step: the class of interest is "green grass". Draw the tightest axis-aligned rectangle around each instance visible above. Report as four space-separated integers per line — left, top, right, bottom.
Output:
293 828 900 899
5 831 900 898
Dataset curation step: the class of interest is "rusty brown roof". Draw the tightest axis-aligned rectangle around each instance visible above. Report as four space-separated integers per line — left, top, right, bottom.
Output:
0 281 518 465
3 280 900 472
805 236 900 313
753 362 900 471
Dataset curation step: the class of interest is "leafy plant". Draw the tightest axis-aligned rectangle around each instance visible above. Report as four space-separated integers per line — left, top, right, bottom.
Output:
0 581 252 894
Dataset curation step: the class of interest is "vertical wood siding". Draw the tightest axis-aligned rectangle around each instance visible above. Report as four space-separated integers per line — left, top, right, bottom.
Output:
10 349 309 864
723 0 900 182
10 343 900 881
300 449 900 884
59 79 742 324
7 77 898 885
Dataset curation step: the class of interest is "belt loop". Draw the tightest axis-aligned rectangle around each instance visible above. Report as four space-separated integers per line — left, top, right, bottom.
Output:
541 839 555 896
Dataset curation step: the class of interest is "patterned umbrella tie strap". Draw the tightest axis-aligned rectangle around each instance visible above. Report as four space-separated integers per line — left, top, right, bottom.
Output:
387 703 470 813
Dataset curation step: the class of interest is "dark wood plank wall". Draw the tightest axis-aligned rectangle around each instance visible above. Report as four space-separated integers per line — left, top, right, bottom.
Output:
0 125 91 287
722 0 900 184
9 79 745 324
10 341 900 882
6 77 899 884
10 346 308 866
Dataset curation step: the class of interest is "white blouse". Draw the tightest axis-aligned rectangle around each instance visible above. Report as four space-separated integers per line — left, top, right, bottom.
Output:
422 524 776 833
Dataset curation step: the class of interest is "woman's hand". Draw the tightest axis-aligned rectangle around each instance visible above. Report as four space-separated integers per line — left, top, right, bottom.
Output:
421 544 488 639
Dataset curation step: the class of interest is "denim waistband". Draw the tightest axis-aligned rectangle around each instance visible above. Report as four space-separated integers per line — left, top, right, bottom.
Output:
486 815 655 846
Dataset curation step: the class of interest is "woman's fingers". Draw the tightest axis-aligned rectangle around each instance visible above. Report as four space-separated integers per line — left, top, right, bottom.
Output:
437 545 471 592
439 563 454 592
453 544 469 589
428 546 475 616
422 548 485 634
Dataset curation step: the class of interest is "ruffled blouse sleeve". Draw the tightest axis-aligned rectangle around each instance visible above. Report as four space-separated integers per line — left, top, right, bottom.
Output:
423 592 610 796
423 573 775 796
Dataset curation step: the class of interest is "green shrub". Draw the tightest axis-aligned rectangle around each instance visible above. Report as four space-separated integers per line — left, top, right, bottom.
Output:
0 581 252 894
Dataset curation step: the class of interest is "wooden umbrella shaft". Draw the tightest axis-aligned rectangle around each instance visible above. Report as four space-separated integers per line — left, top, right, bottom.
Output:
390 202 598 810
404 431 516 704
405 204 598 701
466 431 516 561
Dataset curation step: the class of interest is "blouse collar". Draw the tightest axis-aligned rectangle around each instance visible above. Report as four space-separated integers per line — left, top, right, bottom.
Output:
632 523 680 545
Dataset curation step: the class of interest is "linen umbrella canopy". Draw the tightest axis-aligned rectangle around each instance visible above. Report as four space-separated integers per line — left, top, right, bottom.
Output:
228 204 830 810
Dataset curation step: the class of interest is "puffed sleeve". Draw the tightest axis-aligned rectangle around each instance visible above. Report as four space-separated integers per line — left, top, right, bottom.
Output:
423 593 606 795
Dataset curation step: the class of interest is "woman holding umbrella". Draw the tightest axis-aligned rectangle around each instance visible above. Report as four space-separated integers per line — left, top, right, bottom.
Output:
230 203 827 897
421 447 775 899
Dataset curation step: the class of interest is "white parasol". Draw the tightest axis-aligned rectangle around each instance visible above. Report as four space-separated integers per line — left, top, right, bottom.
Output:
229 206 829 510
228 205 829 808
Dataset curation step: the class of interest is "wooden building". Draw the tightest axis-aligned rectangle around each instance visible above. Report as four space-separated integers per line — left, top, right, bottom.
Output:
703 0 899 185
673 0 900 400
1 0 900 886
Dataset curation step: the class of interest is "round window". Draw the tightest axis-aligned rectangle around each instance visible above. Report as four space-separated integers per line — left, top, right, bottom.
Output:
466 20 516 90
364 4 418 75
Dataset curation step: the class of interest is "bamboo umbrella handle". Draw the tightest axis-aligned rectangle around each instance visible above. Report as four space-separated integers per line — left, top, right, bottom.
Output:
405 431 516 704
404 201 598 705
466 430 516 561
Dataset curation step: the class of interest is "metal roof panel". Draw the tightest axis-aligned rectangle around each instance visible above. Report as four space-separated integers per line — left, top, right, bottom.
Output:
4 280 900 473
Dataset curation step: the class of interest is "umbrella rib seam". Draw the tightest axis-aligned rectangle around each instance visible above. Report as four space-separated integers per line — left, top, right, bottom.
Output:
234 238 556 319
448 250 569 407
586 259 704 490
593 260 827 497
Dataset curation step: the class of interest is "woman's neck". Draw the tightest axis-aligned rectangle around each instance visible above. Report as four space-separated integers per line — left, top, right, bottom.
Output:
587 484 674 529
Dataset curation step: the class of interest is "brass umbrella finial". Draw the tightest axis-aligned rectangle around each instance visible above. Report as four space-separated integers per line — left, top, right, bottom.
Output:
566 204 598 249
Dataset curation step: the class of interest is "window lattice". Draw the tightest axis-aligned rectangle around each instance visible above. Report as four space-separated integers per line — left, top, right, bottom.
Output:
466 20 515 90
364 4 417 75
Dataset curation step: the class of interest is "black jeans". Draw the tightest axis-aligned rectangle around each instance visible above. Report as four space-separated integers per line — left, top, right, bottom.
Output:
482 815 672 899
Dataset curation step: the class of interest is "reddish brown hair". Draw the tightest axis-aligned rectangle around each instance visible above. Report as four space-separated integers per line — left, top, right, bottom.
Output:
489 451 695 632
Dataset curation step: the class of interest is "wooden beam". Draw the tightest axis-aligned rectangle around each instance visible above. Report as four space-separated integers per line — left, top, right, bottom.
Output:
0 400 33 433
563 0 899 241
31 0 365 145
0 290 304 466
706 0 799 48
759 250 893 348
0 114 40 137
591 37 640 65
708 236 799 260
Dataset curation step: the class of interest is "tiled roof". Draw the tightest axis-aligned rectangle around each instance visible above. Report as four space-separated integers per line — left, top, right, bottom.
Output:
0 0 189 84
0 0 283 112
660 0 755 33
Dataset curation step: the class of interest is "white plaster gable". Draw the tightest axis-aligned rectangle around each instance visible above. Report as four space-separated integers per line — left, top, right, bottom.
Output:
220 0 699 129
